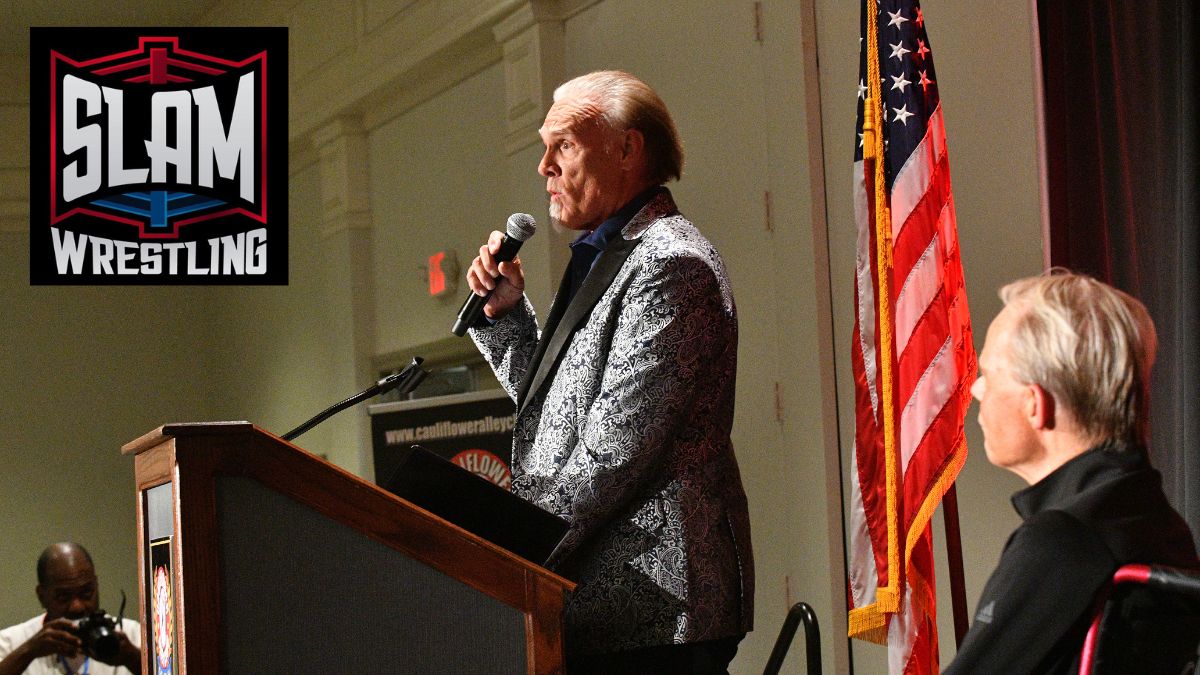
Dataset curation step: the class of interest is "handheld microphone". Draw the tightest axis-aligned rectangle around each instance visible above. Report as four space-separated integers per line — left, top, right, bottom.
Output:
451 213 537 336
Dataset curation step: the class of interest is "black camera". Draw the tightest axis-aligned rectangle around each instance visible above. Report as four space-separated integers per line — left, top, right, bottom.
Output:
73 611 120 661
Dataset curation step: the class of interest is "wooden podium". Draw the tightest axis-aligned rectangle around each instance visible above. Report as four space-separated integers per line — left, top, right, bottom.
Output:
122 422 574 674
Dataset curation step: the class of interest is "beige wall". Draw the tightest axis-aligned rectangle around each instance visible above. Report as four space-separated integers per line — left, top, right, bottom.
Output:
200 163 351 461
1 2 1045 673
0 236 214 621
370 62 512 353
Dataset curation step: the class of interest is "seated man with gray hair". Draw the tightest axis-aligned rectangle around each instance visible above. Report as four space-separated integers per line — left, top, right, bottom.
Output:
944 271 1198 674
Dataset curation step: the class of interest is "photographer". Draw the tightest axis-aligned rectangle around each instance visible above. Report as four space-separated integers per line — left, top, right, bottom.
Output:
0 543 141 675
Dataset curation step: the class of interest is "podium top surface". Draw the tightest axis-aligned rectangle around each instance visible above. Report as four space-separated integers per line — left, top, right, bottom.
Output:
121 421 255 455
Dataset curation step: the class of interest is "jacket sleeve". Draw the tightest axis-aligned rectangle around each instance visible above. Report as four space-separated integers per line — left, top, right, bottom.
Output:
543 250 734 568
469 295 540 402
943 510 1115 675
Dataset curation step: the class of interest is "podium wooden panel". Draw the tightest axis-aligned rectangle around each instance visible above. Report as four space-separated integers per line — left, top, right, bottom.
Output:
122 422 573 674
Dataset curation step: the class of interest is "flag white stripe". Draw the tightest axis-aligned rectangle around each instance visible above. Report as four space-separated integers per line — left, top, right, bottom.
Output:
847 444 880 609
851 157 883 614
901 336 955 471
890 106 946 240
854 160 880 415
887 585 918 673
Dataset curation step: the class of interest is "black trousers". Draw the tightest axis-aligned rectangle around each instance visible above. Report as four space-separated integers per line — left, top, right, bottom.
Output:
566 634 744 675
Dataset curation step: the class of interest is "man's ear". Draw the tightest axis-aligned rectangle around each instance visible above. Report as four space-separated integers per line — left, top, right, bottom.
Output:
1027 383 1056 431
35 584 48 610
620 128 645 169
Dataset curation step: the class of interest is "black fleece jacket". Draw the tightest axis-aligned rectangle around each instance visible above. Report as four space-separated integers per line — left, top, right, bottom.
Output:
944 441 1198 674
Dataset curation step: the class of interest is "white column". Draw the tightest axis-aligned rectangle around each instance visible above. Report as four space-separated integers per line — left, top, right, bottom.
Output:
313 116 378 476
491 0 590 307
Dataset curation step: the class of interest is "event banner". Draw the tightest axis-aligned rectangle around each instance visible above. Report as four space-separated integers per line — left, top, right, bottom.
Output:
370 389 516 490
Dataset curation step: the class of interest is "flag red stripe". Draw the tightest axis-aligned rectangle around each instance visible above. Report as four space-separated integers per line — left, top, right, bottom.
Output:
891 152 953 288
852 318 892 586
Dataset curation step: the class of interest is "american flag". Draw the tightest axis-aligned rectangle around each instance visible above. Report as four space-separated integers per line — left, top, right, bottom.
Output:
846 1 975 673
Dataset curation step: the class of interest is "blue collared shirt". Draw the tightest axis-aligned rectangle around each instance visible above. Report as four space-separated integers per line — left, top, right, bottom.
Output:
566 185 666 303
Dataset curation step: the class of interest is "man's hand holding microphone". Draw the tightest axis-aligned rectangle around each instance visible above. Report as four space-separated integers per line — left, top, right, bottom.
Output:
451 213 536 335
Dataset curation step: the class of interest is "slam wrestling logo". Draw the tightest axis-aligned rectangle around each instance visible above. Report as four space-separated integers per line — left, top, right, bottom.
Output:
30 28 287 284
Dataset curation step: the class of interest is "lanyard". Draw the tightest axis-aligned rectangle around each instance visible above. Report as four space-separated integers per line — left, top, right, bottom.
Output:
57 655 90 675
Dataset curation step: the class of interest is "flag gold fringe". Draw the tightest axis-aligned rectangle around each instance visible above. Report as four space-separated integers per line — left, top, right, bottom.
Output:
905 436 968 574
848 0 903 642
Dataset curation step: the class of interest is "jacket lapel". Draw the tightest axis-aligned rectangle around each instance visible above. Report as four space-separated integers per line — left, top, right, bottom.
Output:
516 234 640 415
515 190 677 415
516 264 573 410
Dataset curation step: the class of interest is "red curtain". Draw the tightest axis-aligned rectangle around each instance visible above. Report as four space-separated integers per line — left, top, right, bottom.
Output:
1038 0 1198 544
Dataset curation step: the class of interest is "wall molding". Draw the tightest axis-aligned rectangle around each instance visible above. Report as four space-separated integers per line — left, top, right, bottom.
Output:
314 116 373 239
289 0 526 143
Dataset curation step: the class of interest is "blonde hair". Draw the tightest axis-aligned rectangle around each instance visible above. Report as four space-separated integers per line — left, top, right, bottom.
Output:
553 70 684 184
1000 270 1157 447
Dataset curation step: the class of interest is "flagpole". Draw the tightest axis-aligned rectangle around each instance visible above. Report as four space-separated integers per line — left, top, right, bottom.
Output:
943 484 969 647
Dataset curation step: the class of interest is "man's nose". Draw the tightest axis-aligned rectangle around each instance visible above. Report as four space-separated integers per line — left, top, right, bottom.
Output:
970 377 984 401
67 597 89 616
538 152 557 177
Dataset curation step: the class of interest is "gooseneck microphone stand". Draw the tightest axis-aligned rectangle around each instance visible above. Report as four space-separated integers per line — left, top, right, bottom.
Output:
282 357 428 442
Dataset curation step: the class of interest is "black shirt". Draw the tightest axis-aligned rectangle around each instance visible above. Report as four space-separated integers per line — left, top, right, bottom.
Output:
943 441 1198 674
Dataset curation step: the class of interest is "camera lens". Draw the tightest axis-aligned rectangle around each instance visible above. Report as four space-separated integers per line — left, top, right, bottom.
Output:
87 628 119 661
76 613 120 662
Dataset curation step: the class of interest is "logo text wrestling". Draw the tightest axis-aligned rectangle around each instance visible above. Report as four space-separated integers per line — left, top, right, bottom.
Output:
31 28 287 285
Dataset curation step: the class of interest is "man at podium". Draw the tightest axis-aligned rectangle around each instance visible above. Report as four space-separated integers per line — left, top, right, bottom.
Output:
0 543 142 675
465 70 755 673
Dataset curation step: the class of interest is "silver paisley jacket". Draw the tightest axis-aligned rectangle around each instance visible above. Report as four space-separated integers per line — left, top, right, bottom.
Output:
471 192 755 654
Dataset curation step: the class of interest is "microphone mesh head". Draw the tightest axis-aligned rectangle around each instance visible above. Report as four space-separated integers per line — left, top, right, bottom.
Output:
506 213 537 241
